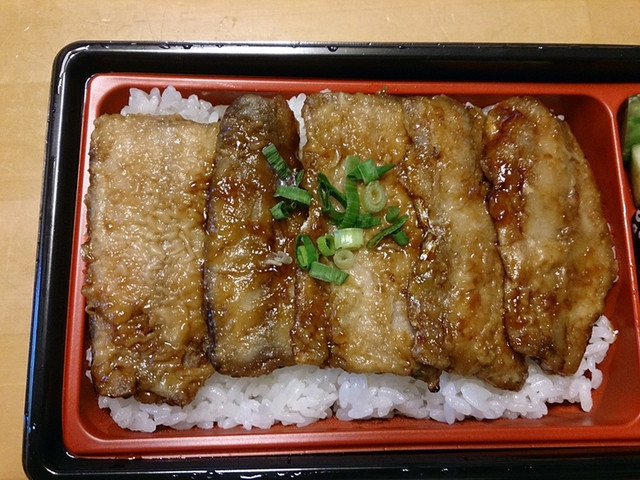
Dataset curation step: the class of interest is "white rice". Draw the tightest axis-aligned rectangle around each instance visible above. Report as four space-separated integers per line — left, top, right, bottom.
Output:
100 315 615 432
100 87 617 433
287 93 308 150
121 85 227 124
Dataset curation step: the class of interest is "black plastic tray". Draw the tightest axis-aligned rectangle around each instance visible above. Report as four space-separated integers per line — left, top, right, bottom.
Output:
23 41 640 479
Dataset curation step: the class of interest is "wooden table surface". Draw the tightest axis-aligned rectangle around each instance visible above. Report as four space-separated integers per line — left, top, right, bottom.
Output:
2 1 640 478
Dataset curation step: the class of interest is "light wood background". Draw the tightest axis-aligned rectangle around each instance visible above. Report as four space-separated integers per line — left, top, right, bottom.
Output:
2 1 639 478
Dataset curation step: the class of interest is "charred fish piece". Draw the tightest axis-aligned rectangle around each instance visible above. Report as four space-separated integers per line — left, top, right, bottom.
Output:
399 95 527 391
204 94 303 376
83 114 218 406
299 92 437 382
481 96 617 375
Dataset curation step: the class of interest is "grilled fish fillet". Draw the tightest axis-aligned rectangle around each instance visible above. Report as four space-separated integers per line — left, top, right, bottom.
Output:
481 96 617 375
83 114 217 406
298 92 436 380
204 94 303 376
399 95 527 391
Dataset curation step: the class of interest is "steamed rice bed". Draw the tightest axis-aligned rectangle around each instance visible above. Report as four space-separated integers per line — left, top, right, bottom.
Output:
95 86 616 432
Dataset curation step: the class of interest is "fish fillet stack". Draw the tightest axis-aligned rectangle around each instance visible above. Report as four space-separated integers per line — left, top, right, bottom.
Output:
83 92 617 408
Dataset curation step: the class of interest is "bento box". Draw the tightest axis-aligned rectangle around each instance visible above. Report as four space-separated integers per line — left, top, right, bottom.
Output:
24 42 640 479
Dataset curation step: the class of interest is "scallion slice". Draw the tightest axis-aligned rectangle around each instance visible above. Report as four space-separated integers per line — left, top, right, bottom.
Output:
391 229 410 246
375 163 395 178
345 155 362 176
362 180 387 213
334 228 364 250
271 201 293 220
353 158 374 182
309 261 349 285
367 214 409 249
354 213 382 228
351 158 395 184
318 173 347 207
317 235 336 256
339 175 360 228
333 249 355 269
385 205 401 222
262 143 292 180
295 234 318 269
275 185 312 206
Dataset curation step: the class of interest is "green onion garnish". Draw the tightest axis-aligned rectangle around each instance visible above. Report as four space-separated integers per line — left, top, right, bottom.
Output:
367 214 409 249
334 228 364 250
350 158 395 184
354 213 382 228
354 158 376 182
339 173 360 228
271 201 293 220
262 143 292 180
275 185 312 206
309 261 349 285
333 249 356 269
385 205 401 222
317 235 336 256
362 180 387 213
317 176 346 225
374 163 395 179
345 155 362 175
269 151 408 285
391 229 410 246
295 234 318 269
318 173 347 207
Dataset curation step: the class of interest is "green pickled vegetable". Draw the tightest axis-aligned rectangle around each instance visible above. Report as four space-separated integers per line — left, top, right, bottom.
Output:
623 95 640 207
623 95 640 165
630 144 640 207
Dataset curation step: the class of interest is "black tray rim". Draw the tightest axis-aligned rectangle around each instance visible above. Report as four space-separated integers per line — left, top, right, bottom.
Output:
23 40 640 480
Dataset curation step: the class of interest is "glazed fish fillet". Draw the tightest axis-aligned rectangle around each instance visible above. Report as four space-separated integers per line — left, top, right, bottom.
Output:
204 94 303 376
399 95 527 391
298 92 434 380
481 96 617 375
83 114 218 406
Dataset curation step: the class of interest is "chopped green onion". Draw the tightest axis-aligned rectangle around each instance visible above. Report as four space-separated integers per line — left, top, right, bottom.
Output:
355 158 377 182
262 143 291 180
362 180 387 213
309 261 349 285
295 234 318 269
354 213 382 228
326 210 345 226
271 201 293 220
333 249 355 269
367 214 409 249
334 228 364 250
318 173 347 207
351 158 395 184
391 229 410 246
375 163 395 178
385 205 401 222
317 235 336 256
317 175 346 225
278 154 409 285
339 175 360 228
345 155 361 176
275 185 312 206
